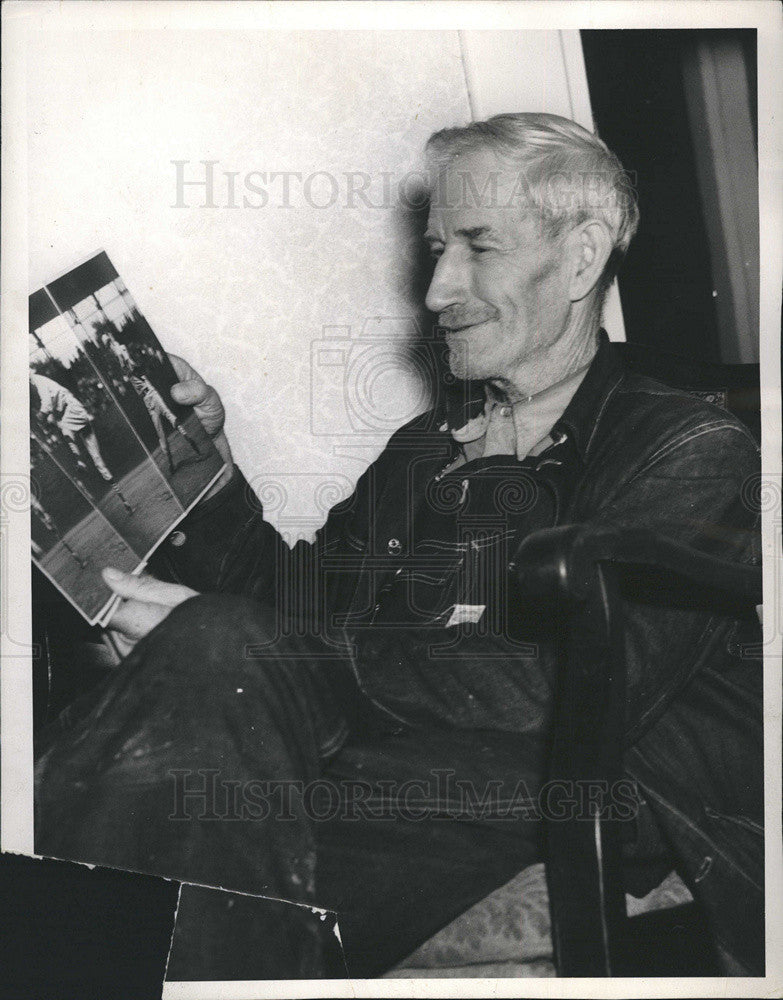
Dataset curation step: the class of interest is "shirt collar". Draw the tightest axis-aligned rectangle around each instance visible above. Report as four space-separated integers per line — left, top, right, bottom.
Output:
439 329 627 465
483 368 588 460
445 335 615 463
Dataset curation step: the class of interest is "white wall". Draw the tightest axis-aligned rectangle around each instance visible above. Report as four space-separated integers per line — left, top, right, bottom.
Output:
27 28 611 536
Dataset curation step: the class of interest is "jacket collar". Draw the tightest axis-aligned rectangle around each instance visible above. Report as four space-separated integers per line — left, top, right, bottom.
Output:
552 329 626 463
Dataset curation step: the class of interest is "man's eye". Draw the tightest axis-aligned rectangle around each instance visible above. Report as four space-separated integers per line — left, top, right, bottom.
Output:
470 245 492 255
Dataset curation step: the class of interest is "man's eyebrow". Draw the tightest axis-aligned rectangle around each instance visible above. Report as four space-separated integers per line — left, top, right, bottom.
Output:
423 226 500 243
454 226 498 241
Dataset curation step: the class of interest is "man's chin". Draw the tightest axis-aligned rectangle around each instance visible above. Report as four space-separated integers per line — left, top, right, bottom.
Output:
446 345 488 382
444 335 469 379
444 324 494 381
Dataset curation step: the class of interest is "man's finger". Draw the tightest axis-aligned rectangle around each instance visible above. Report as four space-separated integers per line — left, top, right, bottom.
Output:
165 352 232 493
102 568 197 607
105 600 152 640
168 353 200 383
107 628 135 660
170 377 208 406
105 599 175 648
166 353 225 433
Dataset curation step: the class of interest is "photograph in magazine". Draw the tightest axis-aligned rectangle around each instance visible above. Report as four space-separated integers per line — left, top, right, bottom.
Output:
28 430 140 626
29 255 225 624
2 4 780 996
43 252 225 508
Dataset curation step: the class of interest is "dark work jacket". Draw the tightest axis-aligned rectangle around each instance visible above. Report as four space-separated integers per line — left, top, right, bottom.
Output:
155 334 764 974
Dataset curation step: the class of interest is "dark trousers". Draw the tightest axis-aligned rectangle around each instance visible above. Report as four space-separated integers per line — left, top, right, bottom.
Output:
35 595 546 978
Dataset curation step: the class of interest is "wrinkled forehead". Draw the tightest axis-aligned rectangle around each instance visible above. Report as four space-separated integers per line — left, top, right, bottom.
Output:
426 147 533 235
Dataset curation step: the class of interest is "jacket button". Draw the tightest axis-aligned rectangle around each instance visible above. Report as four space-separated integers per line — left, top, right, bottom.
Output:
170 530 187 547
387 538 401 554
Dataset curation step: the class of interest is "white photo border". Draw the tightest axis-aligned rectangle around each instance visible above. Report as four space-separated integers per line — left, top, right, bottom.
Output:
2 2 781 997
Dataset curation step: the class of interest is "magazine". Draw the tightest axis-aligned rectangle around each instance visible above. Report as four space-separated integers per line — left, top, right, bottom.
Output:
29 251 226 625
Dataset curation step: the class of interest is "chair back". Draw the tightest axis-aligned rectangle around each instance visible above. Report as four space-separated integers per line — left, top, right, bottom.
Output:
615 342 760 443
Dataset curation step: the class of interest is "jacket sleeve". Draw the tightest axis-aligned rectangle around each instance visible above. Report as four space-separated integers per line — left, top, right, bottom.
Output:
584 416 761 740
149 457 381 635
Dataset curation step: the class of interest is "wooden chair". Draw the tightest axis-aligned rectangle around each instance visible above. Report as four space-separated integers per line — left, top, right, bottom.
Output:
510 344 762 976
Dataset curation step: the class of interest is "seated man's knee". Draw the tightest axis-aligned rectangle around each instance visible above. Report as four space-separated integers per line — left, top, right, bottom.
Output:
125 593 335 700
165 593 277 641
130 593 280 681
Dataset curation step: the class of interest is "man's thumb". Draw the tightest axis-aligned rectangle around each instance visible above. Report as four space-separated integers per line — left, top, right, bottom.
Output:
102 568 196 607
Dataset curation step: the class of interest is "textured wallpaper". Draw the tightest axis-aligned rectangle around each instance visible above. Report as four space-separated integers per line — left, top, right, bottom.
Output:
28 29 472 534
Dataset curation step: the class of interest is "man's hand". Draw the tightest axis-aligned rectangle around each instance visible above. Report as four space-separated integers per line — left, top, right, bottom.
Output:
103 567 198 657
168 354 234 498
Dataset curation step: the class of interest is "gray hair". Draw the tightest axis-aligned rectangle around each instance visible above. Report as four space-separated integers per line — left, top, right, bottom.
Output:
425 112 639 298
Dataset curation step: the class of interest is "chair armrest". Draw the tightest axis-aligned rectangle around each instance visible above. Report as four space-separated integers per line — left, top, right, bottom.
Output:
510 523 762 605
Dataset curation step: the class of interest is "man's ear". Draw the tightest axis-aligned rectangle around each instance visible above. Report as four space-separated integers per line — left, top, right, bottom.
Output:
566 219 613 302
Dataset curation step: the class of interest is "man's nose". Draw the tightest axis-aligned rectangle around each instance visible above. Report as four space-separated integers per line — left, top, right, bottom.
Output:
425 250 467 315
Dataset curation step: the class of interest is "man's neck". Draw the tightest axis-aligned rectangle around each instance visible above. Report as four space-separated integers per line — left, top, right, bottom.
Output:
489 308 600 403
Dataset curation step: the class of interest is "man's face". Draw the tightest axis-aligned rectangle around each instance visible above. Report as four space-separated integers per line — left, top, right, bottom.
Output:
425 147 572 384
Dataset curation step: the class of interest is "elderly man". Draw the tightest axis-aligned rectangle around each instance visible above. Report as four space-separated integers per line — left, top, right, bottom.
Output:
34 114 762 977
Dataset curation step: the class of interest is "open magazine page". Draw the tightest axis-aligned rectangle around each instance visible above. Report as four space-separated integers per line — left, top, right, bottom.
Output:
45 252 225 509
29 253 226 625
29 431 140 625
